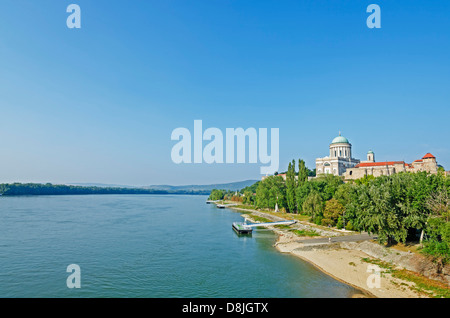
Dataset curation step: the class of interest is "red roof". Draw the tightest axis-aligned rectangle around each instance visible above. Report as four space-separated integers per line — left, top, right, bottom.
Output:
353 154 436 170
355 161 405 168
422 153 436 159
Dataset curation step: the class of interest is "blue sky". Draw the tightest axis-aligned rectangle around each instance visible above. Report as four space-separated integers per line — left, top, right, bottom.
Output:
0 1 449 186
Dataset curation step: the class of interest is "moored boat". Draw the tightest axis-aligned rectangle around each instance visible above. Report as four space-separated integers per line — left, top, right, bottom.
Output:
232 222 252 234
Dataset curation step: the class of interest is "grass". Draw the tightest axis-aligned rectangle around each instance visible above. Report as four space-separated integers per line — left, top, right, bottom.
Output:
233 204 259 210
389 242 422 254
246 213 319 237
361 257 450 298
361 258 395 271
392 269 450 298
248 214 272 223
274 224 291 229
291 229 320 237
264 211 310 222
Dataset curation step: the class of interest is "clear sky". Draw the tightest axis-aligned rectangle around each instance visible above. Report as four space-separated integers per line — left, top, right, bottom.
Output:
0 1 449 186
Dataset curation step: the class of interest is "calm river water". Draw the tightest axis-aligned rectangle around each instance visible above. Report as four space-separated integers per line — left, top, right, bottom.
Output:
0 194 359 297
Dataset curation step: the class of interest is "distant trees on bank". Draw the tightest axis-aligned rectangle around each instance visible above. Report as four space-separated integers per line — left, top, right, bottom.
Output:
0 183 210 196
208 182 260 205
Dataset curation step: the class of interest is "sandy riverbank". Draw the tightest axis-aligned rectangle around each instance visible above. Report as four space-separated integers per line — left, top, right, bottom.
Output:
231 206 427 298
273 231 422 298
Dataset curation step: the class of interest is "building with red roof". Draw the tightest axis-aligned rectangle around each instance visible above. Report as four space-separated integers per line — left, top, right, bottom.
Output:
344 152 439 180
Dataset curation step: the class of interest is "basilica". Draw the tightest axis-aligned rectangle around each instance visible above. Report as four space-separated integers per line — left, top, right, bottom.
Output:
315 133 440 180
315 133 360 177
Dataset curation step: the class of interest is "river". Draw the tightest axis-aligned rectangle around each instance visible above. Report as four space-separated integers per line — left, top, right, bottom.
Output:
0 194 359 297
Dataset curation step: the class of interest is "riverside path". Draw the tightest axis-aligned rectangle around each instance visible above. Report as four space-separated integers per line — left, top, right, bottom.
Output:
296 233 377 246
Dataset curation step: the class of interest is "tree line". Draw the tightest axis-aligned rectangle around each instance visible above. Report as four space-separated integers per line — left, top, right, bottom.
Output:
0 183 210 196
208 182 260 205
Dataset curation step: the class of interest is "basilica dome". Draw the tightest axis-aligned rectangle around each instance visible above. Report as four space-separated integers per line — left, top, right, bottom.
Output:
331 134 350 144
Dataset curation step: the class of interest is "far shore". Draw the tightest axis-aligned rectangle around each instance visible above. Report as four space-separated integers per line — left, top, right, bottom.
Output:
218 201 448 298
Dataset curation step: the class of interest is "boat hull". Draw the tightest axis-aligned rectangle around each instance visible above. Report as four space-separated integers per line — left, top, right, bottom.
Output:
232 222 252 234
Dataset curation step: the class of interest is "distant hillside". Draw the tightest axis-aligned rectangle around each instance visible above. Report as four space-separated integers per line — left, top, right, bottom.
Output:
144 180 259 192
68 183 138 188
68 180 259 192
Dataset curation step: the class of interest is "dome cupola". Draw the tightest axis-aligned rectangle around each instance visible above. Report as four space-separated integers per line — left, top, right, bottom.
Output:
329 132 352 158
331 132 350 144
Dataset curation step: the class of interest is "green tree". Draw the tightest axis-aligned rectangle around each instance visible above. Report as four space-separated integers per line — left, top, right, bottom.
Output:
255 175 286 211
298 159 308 185
296 181 311 214
422 185 450 264
242 190 254 205
322 198 344 226
333 182 359 230
308 168 316 177
351 181 408 245
302 191 324 224
239 181 260 195
208 189 225 201
286 160 297 213
354 174 376 186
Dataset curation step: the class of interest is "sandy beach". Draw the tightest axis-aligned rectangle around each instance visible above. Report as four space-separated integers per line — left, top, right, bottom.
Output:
273 231 421 298
234 208 444 298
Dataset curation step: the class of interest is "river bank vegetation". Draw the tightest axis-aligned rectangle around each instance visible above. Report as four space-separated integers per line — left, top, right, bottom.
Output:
208 159 450 265
0 183 210 196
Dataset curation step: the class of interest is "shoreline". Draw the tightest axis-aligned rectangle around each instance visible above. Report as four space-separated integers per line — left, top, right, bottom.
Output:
271 229 422 298
275 238 375 298
227 204 429 298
